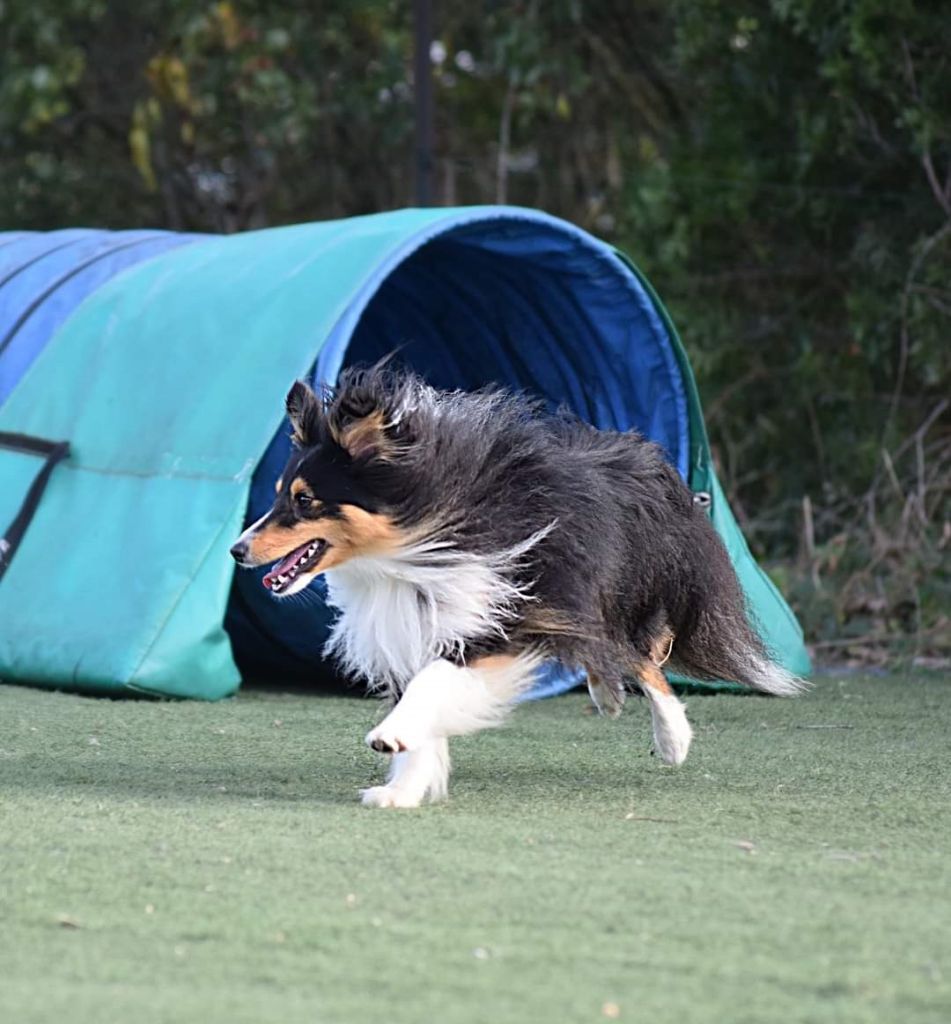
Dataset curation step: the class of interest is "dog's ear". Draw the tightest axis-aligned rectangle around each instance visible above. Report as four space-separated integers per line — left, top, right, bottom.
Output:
286 380 321 448
333 405 393 462
328 366 412 462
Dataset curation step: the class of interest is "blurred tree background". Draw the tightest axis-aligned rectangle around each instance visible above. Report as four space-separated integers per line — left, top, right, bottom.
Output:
2 0 948 664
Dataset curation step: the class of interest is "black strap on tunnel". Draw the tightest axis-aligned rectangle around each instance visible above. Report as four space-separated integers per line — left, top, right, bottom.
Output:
0 432 70 583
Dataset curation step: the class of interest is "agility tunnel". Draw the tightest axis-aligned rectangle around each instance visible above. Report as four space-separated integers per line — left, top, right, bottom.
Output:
0 207 810 699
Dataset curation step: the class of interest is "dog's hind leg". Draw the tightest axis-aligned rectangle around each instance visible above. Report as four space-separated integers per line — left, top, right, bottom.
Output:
362 652 539 807
586 669 626 719
635 657 693 766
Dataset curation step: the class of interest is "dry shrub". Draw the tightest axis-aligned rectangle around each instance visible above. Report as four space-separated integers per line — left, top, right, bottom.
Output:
780 400 950 669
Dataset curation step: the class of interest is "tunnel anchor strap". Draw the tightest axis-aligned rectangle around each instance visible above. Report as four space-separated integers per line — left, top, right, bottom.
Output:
0 432 71 584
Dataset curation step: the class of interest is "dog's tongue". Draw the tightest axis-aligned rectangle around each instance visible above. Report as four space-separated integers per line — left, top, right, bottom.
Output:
262 544 308 590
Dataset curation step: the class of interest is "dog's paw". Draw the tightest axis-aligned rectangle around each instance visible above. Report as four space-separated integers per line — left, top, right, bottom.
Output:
360 784 423 809
365 715 432 754
652 716 692 765
364 725 407 754
648 692 693 766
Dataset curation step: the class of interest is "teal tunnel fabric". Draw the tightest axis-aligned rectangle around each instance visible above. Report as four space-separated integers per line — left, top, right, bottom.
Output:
0 229 202 404
0 207 809 699
228 210 691 697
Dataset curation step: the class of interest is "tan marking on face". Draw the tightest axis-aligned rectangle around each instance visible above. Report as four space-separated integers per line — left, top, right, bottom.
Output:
243 504 404 575
289 477 309 498
336 505 401 553
244 519 324 564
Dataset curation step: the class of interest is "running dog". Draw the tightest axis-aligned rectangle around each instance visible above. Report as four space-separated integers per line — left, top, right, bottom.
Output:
230 364 805 807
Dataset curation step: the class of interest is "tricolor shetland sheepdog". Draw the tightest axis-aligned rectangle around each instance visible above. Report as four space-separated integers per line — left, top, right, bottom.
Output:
230 364 805 807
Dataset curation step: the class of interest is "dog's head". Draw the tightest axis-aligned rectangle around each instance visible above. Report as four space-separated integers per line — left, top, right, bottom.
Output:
229 365 426 596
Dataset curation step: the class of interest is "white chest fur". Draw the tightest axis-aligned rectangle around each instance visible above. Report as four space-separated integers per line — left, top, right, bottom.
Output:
322 530 552 693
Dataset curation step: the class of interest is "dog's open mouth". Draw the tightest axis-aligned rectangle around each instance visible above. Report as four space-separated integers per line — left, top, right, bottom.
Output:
262 539 328 593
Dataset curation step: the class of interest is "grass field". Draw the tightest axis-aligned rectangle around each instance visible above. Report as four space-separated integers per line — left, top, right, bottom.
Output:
1 674 949 1024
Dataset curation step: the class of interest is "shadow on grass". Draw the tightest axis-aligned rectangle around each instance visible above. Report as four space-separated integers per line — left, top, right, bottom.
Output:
6 740 672 812
6 750 365 807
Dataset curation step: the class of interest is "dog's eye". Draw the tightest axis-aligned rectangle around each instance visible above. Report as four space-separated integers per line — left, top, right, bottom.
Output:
295 492 314 510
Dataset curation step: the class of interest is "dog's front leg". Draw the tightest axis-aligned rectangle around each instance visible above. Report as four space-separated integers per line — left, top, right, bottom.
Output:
360 658 472 809
360 739 450 808
361 654 537 808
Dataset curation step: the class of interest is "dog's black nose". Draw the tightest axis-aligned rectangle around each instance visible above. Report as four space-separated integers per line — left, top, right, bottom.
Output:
230 540 249 563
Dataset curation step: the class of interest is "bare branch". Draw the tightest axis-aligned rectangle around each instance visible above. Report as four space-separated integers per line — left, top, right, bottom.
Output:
922 151 951 216
496 75 516 205
885 220 951 435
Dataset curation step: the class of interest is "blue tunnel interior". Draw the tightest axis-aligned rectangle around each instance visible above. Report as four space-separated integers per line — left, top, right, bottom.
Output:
226 217 691 697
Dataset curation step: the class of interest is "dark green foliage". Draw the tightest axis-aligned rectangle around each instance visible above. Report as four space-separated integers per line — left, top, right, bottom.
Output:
619 2 951 661
1 1 947 658
0 1 417 228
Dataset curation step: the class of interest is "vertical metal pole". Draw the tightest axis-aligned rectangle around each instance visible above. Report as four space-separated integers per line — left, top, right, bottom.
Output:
413 0 434 206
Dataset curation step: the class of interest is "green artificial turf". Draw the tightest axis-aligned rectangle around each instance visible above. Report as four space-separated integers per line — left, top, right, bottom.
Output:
1 675 949 1024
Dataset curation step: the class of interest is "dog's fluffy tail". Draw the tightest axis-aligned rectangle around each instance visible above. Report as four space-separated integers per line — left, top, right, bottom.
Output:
724 640 809 696
671 526 809 695
673 605 809 695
